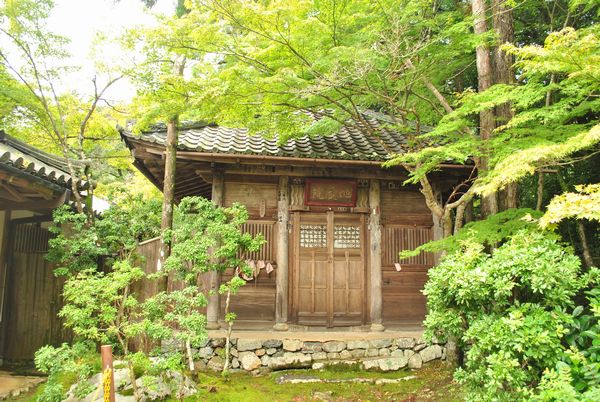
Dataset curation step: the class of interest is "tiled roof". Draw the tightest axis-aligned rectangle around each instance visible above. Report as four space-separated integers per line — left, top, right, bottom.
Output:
0 131 75 188
122 116 410 161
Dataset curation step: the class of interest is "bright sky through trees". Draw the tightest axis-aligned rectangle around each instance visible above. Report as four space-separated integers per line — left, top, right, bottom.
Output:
45 0 174 101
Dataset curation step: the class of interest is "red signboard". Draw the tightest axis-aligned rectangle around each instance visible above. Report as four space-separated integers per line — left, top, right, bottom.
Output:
304 179 357 207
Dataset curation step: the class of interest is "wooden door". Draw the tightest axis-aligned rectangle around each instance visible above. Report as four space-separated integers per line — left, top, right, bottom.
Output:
2 220 66 361
292 212 366 327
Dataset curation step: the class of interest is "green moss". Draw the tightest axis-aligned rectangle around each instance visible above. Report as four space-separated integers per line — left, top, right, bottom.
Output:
170 362 462 402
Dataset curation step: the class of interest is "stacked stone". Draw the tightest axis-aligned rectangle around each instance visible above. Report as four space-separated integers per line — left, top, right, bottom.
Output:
194 337 446 373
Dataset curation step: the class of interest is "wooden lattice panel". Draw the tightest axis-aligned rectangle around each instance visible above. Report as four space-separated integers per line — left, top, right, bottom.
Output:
240 220 276 261
382 225 434 266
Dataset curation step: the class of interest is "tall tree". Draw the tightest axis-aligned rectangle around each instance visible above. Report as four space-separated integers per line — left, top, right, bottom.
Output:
471 0 498 217
0 0 123 215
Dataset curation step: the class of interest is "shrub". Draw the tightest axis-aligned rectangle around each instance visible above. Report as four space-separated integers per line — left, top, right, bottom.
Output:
424 230 598 401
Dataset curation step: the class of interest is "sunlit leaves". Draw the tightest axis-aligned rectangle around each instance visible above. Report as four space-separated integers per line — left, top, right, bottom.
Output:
541 184 600 228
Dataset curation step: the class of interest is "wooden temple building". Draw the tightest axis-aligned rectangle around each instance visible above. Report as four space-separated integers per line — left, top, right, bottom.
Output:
0 131 76 363
122 118 467 332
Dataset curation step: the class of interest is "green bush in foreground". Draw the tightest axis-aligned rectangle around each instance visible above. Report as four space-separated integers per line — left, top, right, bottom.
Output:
424 231 599 401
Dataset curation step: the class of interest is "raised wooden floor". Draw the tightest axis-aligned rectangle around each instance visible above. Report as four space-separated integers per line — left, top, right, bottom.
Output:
208 319 424 341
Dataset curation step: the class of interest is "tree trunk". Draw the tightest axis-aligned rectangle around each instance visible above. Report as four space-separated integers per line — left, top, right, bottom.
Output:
157 117 178 293
472 0 498 218
576 222 594 269
493 0 518 210
536 171 544 211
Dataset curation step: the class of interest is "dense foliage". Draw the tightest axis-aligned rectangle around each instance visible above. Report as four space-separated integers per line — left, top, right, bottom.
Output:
424 231 599 400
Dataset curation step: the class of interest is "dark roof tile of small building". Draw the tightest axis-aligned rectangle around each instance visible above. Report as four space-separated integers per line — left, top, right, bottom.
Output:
122 116 410 162
0 131 75 188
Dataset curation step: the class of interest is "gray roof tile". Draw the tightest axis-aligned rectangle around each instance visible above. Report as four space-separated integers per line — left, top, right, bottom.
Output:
122 115 410 162
0 131 74 188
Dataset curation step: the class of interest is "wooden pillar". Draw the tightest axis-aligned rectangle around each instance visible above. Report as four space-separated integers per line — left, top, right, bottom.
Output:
369 179 384 332
273 176 290 331
206 170 223 330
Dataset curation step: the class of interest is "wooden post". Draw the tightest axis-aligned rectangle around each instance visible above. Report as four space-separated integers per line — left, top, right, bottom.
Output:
369 179 384 332
206 170 224 330
100 345 115 402
273 176 290 331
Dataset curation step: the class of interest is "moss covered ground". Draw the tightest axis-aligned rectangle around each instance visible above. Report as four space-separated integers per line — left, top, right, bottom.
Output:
177 361 462 401
15 360 461 401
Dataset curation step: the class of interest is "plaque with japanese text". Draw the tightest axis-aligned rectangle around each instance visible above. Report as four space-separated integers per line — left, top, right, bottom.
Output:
304 179 357 207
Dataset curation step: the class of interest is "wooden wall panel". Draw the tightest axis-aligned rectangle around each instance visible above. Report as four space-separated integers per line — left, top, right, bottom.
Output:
3 222 68 361
239 220 276 262
220 267 276 321
382 266 428 321
224 182 278 219
381 189 431 217
382 226 434 266
381 224 432 322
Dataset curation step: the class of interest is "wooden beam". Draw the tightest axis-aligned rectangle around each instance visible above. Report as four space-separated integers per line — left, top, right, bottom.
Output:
142 146 474 170
369 179 384 332
205 170 224 330
0 181 25 202
273 176 290 331
195 165 412 181
0 191 68 212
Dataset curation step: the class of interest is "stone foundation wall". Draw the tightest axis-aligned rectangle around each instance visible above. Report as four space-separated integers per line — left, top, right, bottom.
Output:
194 337 446 373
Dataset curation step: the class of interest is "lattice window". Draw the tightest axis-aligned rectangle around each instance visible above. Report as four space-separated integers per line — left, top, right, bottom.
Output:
382 225 434 266
300 225 327 248
334 225 360 249
239 221 275 261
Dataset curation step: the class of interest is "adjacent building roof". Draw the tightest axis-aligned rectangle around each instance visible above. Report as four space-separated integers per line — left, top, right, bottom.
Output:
121 117 409 162
0 131 75 189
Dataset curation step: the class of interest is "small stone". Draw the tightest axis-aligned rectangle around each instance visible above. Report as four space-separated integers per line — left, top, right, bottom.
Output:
262 339 283 349
323 341 346 353
198 346 215 359
239 351 262 371
207 356 224 371
396 337 416 349
261 355 271 366
369 339 392 349
379 348 391 356
350 349 365 358
312 352 327 361
419 345 443 363
230 348 238 358
283 339 304 351
408 353 423 369
339 350 352 359
255 348 266 357
378 357 407 371
302 342 323 353
390 349 404 357
362 359 380 370
211 338 226 348
326 352 340 359
404 349 415 360
312 362 326 370
347 340 369 350
231 357 240 369
269 352 312 369
313 391 334 401
266 348 277 355
237 339 263 351
194 360 207 371
414 343 427 352
365 348 379 357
